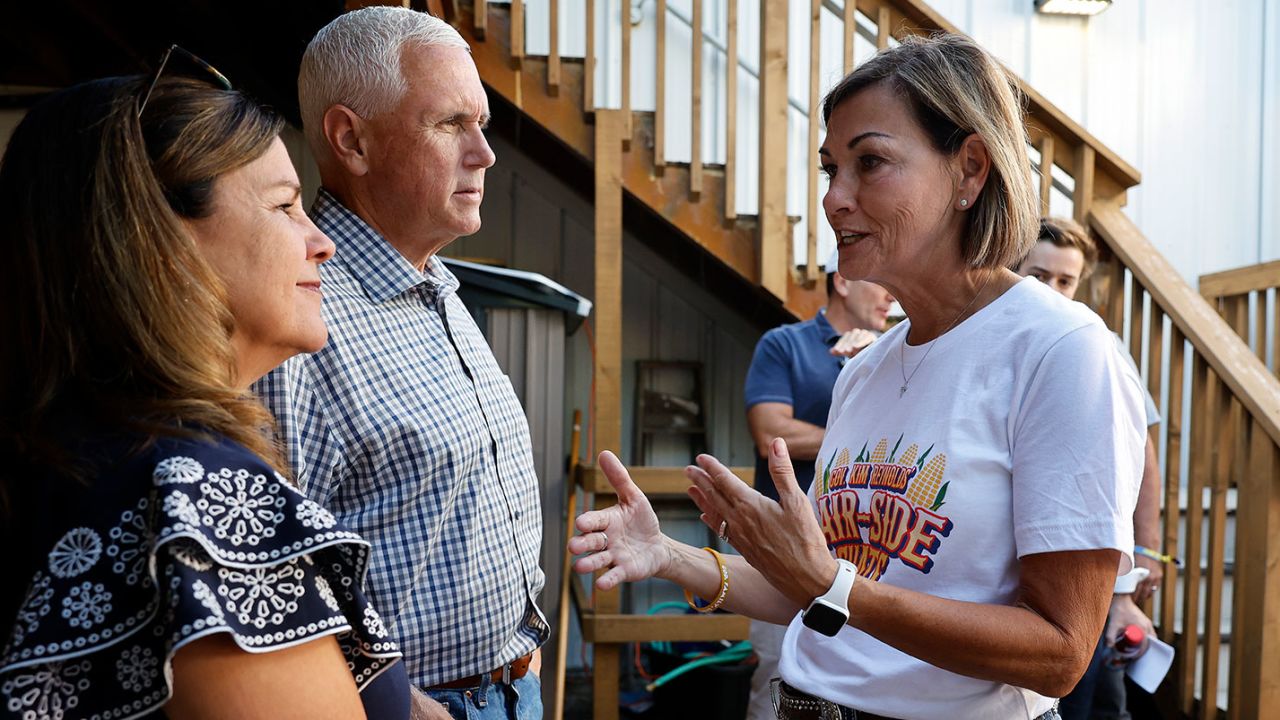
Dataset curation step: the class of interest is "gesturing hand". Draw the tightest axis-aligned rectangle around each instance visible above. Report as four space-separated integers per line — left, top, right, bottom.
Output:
685 438 838 606
568 451 672 591
830 328 877 358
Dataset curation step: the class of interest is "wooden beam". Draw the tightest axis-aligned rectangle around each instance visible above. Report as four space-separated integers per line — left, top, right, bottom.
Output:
843 0 856 73
547 0 560 94
805 0 821 281
584 0 595 113
690 0 703 198
622 0 632 141
876 6 890 49
591 109 624 720
473 0 486 39
582 612 751 643
1072 144 1095 224
724 0 738 220
509 0 524 67
757 0 788 300
1038 135 1054 217
1178 357 1210 714
577 464 754 495
1201 379 1233 719
1158 326 1185 645
655 0 667 173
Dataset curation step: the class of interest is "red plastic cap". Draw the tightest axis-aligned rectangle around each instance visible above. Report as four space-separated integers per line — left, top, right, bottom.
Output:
1122 625 1145 646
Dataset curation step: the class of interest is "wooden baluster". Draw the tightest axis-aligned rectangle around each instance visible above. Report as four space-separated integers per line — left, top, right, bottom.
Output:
1038 135 1054 217
655 0 666 172
590 109 624 720
1141 306 1165 621
584 0 595 113
1202 380 1234 720
1130 281 1145 366
690 0 703 199
1107 261 1126 335
621 0 631 141
843 0 856 73
1072 144 1096 226
805 0 821 280
1255 291 1268 364
510 0 524 67
474 0 487 39
548 0 560 94
876 6 890 49
757 0 788 300
1274 291 1279 377
1234 421 1280 719
724 0 737 220
1159 327 1185 644
1179 356 1211 715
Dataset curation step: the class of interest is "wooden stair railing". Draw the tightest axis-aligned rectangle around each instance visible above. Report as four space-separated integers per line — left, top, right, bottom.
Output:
439 1 1280 718
1200 259 1280 381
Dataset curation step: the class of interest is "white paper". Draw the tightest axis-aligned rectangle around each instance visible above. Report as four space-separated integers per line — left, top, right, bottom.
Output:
1125 636 1175 693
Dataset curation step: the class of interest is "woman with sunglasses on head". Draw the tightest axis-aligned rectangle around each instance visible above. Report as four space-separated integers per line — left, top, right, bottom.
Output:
0 63 409 719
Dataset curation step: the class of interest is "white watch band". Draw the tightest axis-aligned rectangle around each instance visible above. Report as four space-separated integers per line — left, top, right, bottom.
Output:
818 559 858 610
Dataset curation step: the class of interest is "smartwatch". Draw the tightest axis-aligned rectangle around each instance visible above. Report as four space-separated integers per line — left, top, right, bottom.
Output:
801 559 858 637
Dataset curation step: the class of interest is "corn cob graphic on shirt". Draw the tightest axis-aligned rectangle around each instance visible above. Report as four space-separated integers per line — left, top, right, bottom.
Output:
815 435 954 581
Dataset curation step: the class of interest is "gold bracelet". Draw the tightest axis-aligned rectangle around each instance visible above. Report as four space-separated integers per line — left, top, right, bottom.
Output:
683 547 730 613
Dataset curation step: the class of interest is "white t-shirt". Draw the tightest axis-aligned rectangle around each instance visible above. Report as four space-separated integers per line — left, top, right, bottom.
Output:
777 277 1145 720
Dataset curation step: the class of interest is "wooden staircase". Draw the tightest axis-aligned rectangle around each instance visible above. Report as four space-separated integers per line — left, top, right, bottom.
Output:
457 5 826 321
432 1 1280 718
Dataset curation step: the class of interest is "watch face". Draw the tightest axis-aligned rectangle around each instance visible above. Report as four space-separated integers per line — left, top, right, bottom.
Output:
802 602 847 637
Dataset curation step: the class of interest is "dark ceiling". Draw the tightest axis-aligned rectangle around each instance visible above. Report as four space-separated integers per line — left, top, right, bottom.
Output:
0 0 348 124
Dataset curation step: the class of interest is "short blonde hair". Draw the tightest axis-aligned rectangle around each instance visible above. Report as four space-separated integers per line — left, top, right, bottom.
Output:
821 33 1038 270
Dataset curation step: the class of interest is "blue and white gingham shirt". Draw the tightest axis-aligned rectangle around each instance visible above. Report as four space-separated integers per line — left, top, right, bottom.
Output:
255 189 548 688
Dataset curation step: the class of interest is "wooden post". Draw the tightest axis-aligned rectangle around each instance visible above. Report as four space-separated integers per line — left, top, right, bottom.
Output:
1201 381 1233 719
584 0 595 113
805 0 821 281
876 6 890 49
621 0 632 142
843 0 856 73
1038 135 1054 217
1159 326 1185 644
548 0 560 94
510 0 524 67
655 0 667 173
1072 144 1096 224
757 0 788 299
590 109 625 720
690 0 704 198
1129 281 1145 365
1234 422 1280 719
724 0 738 221
1179 357 1211 714
474 0 487 39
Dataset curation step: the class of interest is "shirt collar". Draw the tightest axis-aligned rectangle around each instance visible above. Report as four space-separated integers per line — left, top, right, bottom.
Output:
814 308 841 345
311 188 460 305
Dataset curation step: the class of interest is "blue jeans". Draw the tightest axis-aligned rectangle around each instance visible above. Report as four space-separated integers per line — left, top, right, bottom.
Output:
425 673 542 720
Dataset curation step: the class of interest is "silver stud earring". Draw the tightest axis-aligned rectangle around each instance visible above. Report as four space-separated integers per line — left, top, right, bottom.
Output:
959 199 968 207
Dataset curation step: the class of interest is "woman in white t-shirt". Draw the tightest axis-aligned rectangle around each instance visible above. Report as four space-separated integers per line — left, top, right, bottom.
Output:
569 33 1145 720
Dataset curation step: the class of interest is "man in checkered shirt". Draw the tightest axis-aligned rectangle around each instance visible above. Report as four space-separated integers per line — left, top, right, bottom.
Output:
255 8 547 719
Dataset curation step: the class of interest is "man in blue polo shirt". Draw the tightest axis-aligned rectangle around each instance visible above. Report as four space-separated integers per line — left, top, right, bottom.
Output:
741 253 893 720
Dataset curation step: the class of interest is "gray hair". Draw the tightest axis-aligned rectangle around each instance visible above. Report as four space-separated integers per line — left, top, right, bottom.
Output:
299 7 470 155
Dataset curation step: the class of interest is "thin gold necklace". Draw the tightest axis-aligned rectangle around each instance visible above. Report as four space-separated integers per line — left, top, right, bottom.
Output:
898 272 992 397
